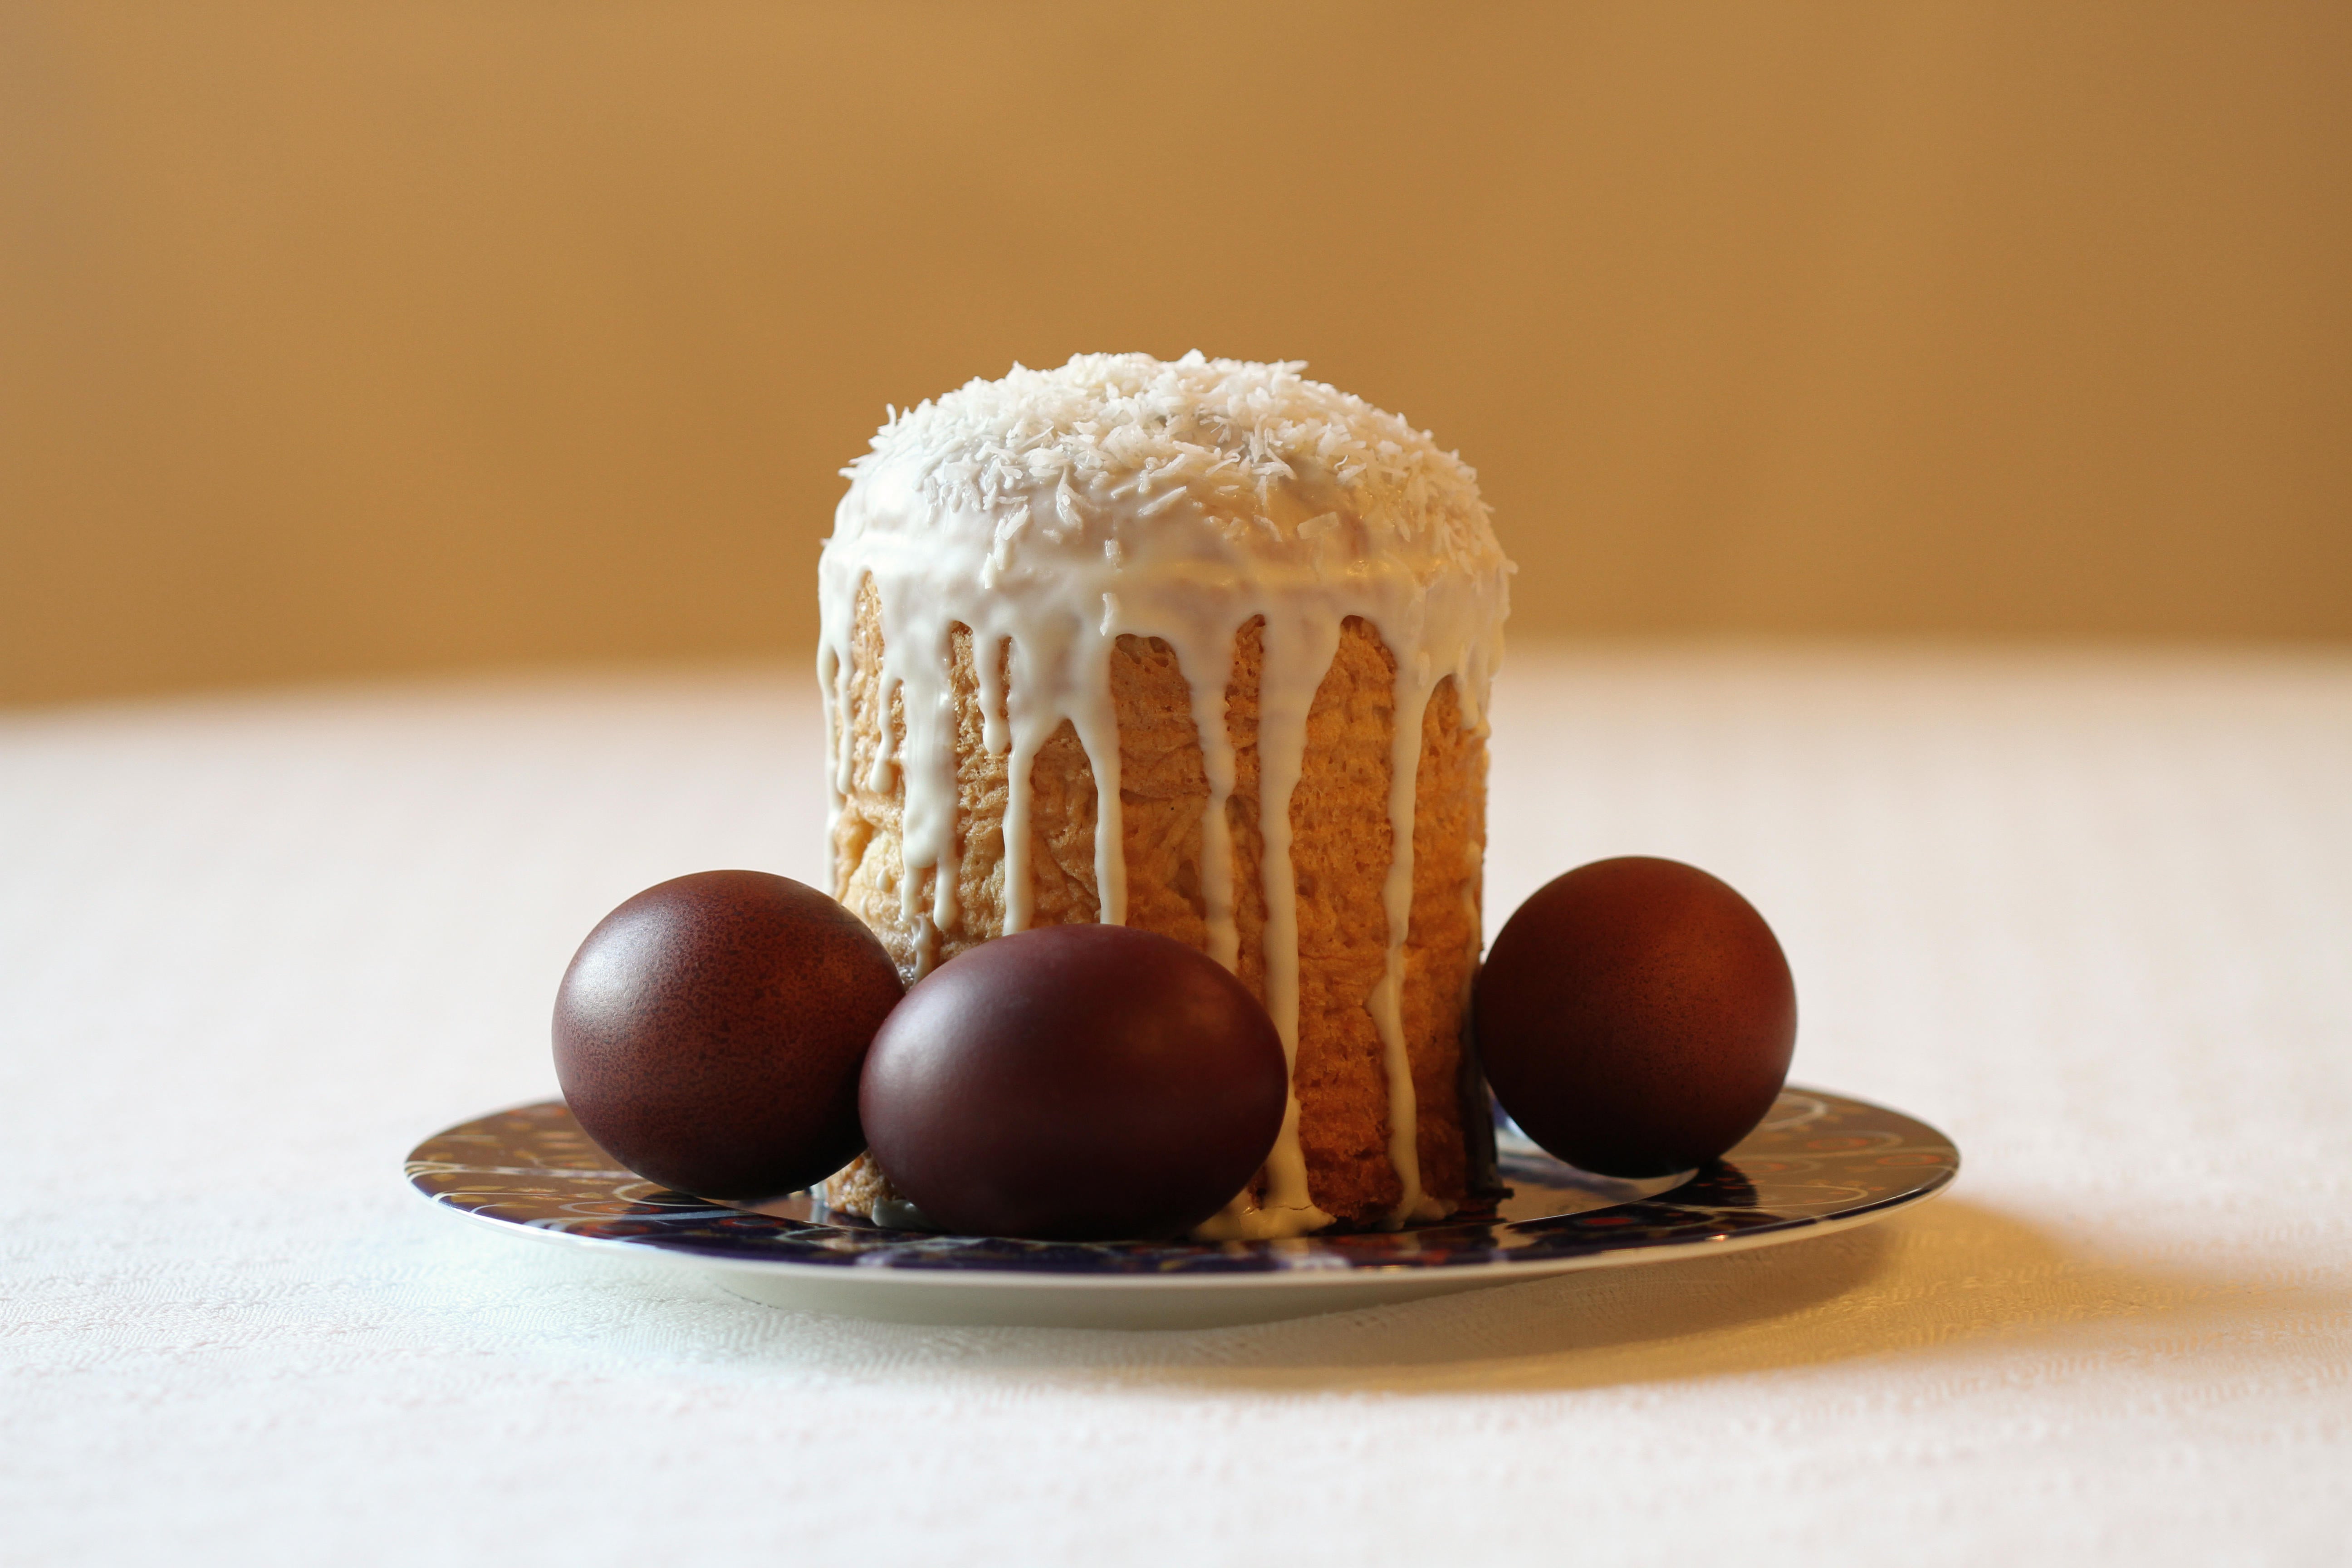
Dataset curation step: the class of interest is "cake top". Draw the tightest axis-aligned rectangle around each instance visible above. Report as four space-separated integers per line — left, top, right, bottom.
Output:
838 353 1506 582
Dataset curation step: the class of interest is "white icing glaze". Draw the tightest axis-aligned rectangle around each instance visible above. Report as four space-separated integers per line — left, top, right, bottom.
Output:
818 354 1509 1237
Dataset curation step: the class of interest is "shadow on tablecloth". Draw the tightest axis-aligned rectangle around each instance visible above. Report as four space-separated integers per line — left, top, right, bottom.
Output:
394 1193 2348 1397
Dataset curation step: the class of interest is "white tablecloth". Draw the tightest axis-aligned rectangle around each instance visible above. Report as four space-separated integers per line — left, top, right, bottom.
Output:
5 647 2349 1567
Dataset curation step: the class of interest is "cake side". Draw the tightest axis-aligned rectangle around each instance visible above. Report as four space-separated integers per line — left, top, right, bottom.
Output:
1404 675 1484 1207
1211 616 1484 1223
831 574 1202 980
826 583 1483 1227
1284 618 1421 1220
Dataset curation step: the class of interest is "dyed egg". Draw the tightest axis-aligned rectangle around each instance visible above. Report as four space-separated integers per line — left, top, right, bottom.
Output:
1475 857 1796 1177
553 870 903 1201
860 924 1288 1240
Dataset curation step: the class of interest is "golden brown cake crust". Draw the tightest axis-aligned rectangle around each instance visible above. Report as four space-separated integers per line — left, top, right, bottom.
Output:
826 576 1485 1227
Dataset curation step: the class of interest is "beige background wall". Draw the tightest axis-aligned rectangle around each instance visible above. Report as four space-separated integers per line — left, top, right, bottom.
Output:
4 2 2347 706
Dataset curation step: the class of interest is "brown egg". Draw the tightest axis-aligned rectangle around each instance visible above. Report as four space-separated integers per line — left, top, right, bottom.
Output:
1475 857 1795 1177
860 924 1289 1240
552 870 903 1201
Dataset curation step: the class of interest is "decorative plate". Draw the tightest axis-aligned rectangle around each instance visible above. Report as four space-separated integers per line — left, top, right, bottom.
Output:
405 1088 1955 1329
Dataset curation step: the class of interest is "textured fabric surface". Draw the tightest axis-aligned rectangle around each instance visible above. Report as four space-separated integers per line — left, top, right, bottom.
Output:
4 647 2349 1567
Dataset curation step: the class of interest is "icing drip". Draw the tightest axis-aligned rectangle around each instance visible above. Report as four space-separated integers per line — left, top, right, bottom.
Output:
1071 610 1126 928
818 353 1509 1235
1185 631 1241 975
1244 610 1343 1232
1372 672 1440 1228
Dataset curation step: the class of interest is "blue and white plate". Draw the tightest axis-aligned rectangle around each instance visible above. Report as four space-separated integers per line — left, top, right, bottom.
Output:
405 1088 1956 1328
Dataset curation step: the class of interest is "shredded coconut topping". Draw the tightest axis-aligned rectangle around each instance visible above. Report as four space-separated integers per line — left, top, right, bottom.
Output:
841 352 1503 578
